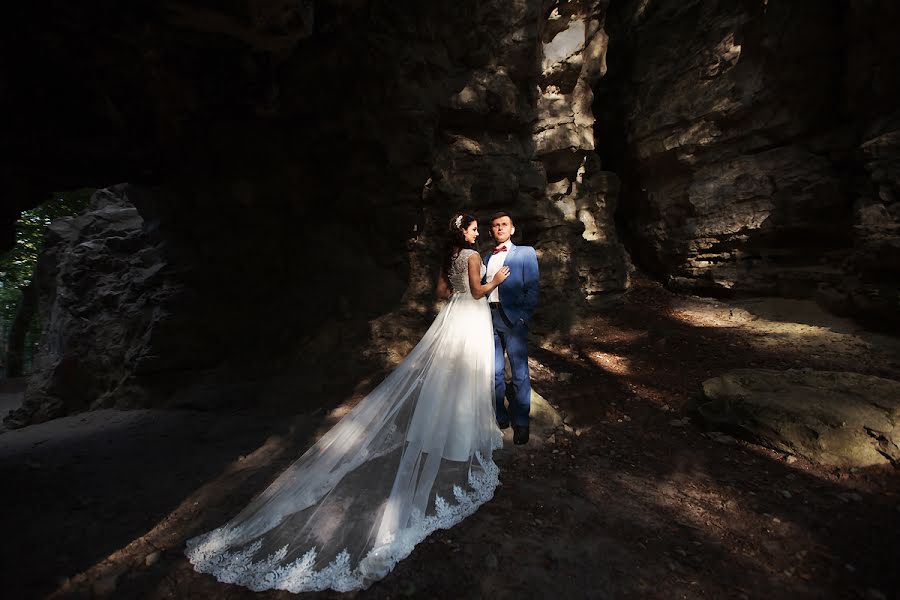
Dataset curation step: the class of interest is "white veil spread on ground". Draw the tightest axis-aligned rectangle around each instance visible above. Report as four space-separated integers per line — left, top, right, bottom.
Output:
184 269 501 593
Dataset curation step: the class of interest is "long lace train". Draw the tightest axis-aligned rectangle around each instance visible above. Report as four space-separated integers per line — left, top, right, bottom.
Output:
185 288 500 592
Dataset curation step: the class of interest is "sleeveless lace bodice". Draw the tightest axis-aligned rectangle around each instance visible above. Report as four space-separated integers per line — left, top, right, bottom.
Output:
448 249 484 294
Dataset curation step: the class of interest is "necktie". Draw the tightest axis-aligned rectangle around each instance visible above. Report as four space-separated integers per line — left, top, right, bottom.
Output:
492 245 508 255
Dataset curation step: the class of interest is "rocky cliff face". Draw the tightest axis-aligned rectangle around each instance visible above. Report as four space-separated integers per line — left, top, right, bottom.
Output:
596 0 900 329
3 1 627 425
5 1 898 425
418 0 631 330
3 187 171 425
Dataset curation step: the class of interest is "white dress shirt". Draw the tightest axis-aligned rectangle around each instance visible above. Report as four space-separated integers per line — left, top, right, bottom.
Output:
486 240 514 303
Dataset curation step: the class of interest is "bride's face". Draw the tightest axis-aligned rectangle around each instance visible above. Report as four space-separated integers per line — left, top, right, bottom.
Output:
463 221 479 244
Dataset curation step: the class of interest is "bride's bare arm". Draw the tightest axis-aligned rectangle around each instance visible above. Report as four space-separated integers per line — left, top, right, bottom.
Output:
436 272 451 300
468 252 508 300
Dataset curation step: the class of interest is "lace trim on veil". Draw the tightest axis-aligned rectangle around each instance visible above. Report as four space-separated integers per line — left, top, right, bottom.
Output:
184 275 500 593
185 446 501 593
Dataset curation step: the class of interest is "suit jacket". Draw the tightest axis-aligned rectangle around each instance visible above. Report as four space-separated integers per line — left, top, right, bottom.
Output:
483 244 540 325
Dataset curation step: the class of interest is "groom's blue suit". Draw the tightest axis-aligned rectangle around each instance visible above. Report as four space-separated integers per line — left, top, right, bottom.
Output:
483 243 540 427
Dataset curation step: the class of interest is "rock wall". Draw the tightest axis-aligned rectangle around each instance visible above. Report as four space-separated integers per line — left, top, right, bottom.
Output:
3 1 630 425
7 1 900 425
416 0 631 332
4 187 171 425
596 0 900 330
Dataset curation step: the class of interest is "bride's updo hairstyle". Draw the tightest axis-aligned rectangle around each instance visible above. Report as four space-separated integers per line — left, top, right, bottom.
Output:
442 212 476 283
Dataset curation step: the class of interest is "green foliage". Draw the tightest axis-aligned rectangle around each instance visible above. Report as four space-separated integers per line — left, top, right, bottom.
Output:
0 189 94 371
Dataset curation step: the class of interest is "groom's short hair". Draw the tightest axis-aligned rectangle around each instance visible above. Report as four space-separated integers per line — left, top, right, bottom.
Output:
490 211 513 224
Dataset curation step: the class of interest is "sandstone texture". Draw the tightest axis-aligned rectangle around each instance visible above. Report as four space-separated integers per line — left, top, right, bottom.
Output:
3 1 900 424
697 369 900 467
2 1 630 424
597 0 900 329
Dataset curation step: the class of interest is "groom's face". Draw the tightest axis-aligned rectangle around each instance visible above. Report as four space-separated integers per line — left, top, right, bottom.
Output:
491 216 514 244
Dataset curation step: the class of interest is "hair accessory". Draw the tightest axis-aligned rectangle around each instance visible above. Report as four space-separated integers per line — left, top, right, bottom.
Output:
453 215 463 229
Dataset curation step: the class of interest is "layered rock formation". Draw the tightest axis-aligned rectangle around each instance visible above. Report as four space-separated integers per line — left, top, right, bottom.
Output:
417 0 631 331
3 1 629 424
6 0 899 425
596 0 900 330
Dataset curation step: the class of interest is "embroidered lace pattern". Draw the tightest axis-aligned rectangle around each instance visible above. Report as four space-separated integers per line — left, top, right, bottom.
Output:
185 450 500 593
184 244 499 593
447 248 482 294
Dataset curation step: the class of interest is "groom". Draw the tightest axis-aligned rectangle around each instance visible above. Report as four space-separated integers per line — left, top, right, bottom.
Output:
483 211 540 445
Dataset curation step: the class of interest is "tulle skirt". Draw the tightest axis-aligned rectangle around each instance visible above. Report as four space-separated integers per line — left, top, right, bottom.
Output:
184 291 501 592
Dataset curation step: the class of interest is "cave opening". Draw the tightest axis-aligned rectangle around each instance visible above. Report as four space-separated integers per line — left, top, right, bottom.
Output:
0 189 95 379
0 2 898 598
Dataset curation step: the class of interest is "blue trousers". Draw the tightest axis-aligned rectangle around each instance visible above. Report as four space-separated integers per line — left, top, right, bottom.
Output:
491 306 531 427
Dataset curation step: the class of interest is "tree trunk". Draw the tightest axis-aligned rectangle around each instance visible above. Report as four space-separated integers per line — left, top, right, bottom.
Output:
6 282 37 377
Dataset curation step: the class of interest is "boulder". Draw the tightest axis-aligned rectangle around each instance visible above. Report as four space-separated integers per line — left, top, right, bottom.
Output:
697 369 900 467
4 187 172 427
529 390 564 434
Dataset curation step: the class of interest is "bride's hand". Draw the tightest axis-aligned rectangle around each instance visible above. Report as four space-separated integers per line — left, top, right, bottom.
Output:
493 266 511 285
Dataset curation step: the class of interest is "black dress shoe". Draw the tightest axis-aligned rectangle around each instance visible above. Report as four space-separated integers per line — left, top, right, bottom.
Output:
497 420 510 430
513 425 530 445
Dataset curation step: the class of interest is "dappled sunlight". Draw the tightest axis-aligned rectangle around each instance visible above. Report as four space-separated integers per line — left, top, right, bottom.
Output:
324 402 354 423
305 377 381 440
587 351 633 376
541 321 648 349
214 433 292 475
529 342 686 436
669 296 886 347
527 275 899 594
673 307 851 343
668 298 883 365
565 443 896 594
612 468 761 541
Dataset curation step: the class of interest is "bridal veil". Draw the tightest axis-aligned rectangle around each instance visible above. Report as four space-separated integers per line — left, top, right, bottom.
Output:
185 249 500 592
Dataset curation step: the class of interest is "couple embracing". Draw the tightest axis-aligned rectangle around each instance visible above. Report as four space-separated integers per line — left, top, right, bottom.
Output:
437 211 540 445
185 211 540 593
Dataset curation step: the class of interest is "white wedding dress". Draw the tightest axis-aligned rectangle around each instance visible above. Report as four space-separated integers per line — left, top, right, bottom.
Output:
184 249 501 593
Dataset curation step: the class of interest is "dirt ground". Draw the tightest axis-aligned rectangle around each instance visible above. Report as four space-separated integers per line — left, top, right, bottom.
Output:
3 275 899 599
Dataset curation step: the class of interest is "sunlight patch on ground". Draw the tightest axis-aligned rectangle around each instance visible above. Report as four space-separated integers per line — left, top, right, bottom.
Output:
587 351 633 376
326 403 354 421
668 297 895 365
541 324 648 352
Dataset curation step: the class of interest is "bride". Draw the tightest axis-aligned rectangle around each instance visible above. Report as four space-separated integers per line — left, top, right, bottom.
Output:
185 213 510 593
